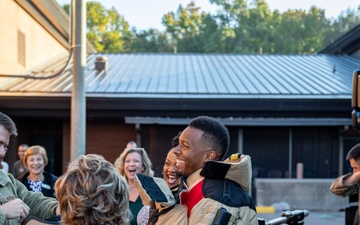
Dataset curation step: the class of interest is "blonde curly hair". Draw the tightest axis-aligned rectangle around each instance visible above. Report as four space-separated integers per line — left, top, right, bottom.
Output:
55 154 132 225
117 148 154 180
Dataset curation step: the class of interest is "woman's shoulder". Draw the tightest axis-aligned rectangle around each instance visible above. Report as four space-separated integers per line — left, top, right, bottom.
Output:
43 172 58 183
18 172 30 183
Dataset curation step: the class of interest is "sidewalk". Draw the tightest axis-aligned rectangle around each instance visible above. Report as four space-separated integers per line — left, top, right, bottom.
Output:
258 210 345 225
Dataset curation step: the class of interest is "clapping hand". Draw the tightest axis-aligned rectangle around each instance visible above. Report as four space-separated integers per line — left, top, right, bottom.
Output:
0 198 30 223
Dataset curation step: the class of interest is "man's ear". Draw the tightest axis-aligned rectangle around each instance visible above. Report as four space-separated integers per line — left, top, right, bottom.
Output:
205 150 217 161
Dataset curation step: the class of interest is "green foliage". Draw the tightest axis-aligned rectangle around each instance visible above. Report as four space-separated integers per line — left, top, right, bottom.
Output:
61 1 360 54
86 2 133 53
62 2 132 53
162 2 206 52
323 6 360 49
131 29 173 52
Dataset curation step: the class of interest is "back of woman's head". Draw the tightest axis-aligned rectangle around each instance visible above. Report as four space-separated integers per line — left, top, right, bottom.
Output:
55 154 132 225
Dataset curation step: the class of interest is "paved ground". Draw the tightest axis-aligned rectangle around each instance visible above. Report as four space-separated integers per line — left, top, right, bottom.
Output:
258 210 345 225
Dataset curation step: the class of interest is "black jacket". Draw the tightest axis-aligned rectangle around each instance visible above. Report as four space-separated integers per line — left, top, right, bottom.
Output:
19 171 58 198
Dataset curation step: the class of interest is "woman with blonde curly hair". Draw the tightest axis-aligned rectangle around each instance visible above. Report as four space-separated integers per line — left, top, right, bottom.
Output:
117 148 154 225
55 154 132 225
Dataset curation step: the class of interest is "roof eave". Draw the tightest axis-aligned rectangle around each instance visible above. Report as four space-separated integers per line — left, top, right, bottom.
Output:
15 0 96 53
320 24 360 54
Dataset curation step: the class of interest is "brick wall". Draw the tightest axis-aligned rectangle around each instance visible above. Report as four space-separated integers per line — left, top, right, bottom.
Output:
62 119 136 173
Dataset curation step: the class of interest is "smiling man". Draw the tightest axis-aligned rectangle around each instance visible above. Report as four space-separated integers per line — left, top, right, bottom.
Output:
171 116 258 225
0 112 58 225
136 116 258 225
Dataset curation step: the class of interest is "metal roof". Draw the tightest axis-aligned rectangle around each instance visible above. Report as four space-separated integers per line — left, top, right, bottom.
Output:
0 53 358 100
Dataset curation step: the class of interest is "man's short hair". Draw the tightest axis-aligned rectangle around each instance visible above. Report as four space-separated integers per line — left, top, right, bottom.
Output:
346 143 360 161
189 116 230 160
0 112 17 136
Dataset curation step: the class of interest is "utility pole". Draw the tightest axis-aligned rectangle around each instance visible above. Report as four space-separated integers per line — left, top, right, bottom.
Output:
70 0 86 161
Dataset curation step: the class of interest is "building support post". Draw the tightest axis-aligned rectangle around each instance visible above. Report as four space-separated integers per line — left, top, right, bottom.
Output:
288 128 293 178
70 0 86 161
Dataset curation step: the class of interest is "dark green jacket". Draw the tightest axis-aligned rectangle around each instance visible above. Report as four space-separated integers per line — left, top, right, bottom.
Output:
0 170 57 225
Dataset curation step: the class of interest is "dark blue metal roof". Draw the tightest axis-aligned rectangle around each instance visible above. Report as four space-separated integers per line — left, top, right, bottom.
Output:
0 53 358 100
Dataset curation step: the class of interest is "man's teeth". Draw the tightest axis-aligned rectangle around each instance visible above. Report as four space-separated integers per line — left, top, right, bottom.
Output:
176 159 184 164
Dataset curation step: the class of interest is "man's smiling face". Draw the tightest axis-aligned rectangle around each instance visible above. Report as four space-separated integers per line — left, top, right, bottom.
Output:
173 126 208 178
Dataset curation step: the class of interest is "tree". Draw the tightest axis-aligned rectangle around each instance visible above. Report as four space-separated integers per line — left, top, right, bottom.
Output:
273 7 329 54
63 2 133 53
62 1 360 54
323 6 360 49
208 0 359 54
199 13 225 53
87 2 133 53
234 0 274 53
131 29 172 53
162 2 209 52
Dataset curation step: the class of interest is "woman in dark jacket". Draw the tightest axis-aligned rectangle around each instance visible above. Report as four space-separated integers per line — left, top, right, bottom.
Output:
19 145 57 198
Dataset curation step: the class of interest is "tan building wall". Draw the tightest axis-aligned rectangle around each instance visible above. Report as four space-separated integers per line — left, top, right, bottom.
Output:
0 0 68 74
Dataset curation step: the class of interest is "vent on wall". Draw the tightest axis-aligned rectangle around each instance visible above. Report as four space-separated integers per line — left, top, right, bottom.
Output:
17 30 26 67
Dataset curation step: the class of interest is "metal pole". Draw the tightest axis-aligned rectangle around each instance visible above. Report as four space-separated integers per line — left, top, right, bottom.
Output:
70 0 86 161
238 128 243 154
288 128 292 178
339 128 344 176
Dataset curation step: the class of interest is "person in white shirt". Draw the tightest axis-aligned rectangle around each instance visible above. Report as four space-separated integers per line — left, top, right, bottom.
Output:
1 160 8 173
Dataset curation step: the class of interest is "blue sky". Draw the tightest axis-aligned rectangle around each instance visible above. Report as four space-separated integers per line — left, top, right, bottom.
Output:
56 0 359 31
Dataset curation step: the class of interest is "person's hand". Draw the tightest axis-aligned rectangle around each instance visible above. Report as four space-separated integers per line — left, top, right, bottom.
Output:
343 171 360 185
355 171 360 178
0 198 30 223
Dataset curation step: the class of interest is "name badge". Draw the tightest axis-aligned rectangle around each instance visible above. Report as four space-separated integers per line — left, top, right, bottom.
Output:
42 183 51 190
